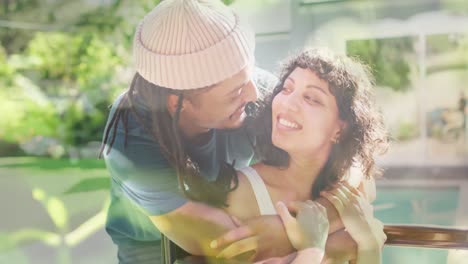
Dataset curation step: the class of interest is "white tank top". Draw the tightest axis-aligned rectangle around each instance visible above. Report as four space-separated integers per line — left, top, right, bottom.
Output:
237 166 277 215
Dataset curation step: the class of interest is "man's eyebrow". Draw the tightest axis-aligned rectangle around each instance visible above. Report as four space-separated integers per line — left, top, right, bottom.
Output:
228 80 249 95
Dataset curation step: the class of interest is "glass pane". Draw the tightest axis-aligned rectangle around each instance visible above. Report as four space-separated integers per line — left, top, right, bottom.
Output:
347 36 423 165
425 33 468 163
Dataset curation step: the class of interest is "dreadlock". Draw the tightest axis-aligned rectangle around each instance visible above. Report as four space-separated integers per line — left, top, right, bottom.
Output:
100 73 238 207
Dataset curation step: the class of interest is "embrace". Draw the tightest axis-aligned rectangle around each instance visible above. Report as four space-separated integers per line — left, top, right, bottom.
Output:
100 0 389 263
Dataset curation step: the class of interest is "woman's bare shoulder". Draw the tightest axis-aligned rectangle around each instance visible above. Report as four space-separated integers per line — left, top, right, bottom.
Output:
224 169 261 221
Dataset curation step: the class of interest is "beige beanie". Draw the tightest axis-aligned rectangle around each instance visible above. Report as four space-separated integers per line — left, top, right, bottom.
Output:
133 0 255 90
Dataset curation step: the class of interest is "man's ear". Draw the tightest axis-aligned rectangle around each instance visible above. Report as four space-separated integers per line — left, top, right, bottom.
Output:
167 94 182 116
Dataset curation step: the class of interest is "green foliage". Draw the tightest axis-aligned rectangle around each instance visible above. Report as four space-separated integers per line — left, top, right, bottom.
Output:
61 100 108 147
0 229 60 251
0 140 25 157
395 122 419 141
74 0 161 49
32 188 69 231
0 46 15 86
46 198 69 230
26 33 74 80
222 0 236 5
2 0 238 150
74 0 124 34
75 35 122 92
27 32 121 91
347 37 413 92
0 96 60 143
0 0 39 15
0 48 60 152
21 32 120 148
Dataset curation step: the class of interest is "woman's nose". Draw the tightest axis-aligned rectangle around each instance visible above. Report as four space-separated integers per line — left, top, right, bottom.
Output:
283 93 300 112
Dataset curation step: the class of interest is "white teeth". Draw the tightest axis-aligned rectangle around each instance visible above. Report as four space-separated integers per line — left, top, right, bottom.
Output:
279 118 299 129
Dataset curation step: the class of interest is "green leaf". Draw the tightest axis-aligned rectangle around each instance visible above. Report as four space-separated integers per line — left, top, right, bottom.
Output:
0 229 60 251
47 197 68 230
64 177 110 194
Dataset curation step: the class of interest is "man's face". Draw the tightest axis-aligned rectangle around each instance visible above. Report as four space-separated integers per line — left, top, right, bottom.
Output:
181 66 258 134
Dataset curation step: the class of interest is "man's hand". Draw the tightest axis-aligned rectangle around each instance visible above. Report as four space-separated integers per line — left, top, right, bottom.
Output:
212 215 294 260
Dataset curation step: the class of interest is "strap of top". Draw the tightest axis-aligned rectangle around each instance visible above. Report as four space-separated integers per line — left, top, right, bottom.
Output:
238 166 277 215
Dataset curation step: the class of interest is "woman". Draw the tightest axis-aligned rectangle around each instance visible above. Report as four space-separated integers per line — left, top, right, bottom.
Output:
221 48 389 263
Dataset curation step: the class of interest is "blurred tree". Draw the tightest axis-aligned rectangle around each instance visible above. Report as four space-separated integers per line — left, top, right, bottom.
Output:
0 42 60 150
0 45 15 86
1 0 39 15
426 33 468 74
1 0 240 152
24 31 122 148
347 37 413 92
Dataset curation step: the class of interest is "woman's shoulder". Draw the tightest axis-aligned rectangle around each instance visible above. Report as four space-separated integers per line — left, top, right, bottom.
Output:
347 165 376 202
225 167 261 221
249 163 280 188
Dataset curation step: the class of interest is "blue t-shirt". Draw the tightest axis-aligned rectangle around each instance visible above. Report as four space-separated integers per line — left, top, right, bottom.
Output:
103 68 277 245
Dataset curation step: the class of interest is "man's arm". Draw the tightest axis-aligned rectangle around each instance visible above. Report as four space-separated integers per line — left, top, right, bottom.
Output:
150 200 239 256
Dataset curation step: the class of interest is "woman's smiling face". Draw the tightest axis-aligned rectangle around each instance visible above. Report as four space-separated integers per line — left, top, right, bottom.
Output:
271 67 345 157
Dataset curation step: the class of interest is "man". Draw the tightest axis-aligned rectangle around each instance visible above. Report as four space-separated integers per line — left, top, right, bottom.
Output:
100 0 288 263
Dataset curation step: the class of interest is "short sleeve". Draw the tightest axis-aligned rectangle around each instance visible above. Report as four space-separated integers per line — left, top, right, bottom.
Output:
104 120 188 216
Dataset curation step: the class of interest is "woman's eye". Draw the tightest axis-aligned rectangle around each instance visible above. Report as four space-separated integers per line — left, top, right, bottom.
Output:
305 95 322 105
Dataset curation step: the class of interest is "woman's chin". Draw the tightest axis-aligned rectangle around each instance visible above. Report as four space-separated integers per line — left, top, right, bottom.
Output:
272 136 289 152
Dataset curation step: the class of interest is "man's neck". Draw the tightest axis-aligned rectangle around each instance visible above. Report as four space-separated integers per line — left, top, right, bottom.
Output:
179 121 213 146
188 129 214 145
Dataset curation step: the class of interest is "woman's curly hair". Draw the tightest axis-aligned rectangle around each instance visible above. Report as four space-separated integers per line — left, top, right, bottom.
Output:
247 48 389 198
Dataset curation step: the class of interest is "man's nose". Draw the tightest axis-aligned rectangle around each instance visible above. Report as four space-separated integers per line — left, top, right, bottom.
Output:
243 79 258 103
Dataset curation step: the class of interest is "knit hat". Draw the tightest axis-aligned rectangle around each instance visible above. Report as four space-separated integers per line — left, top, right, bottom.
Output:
133 0 255 90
